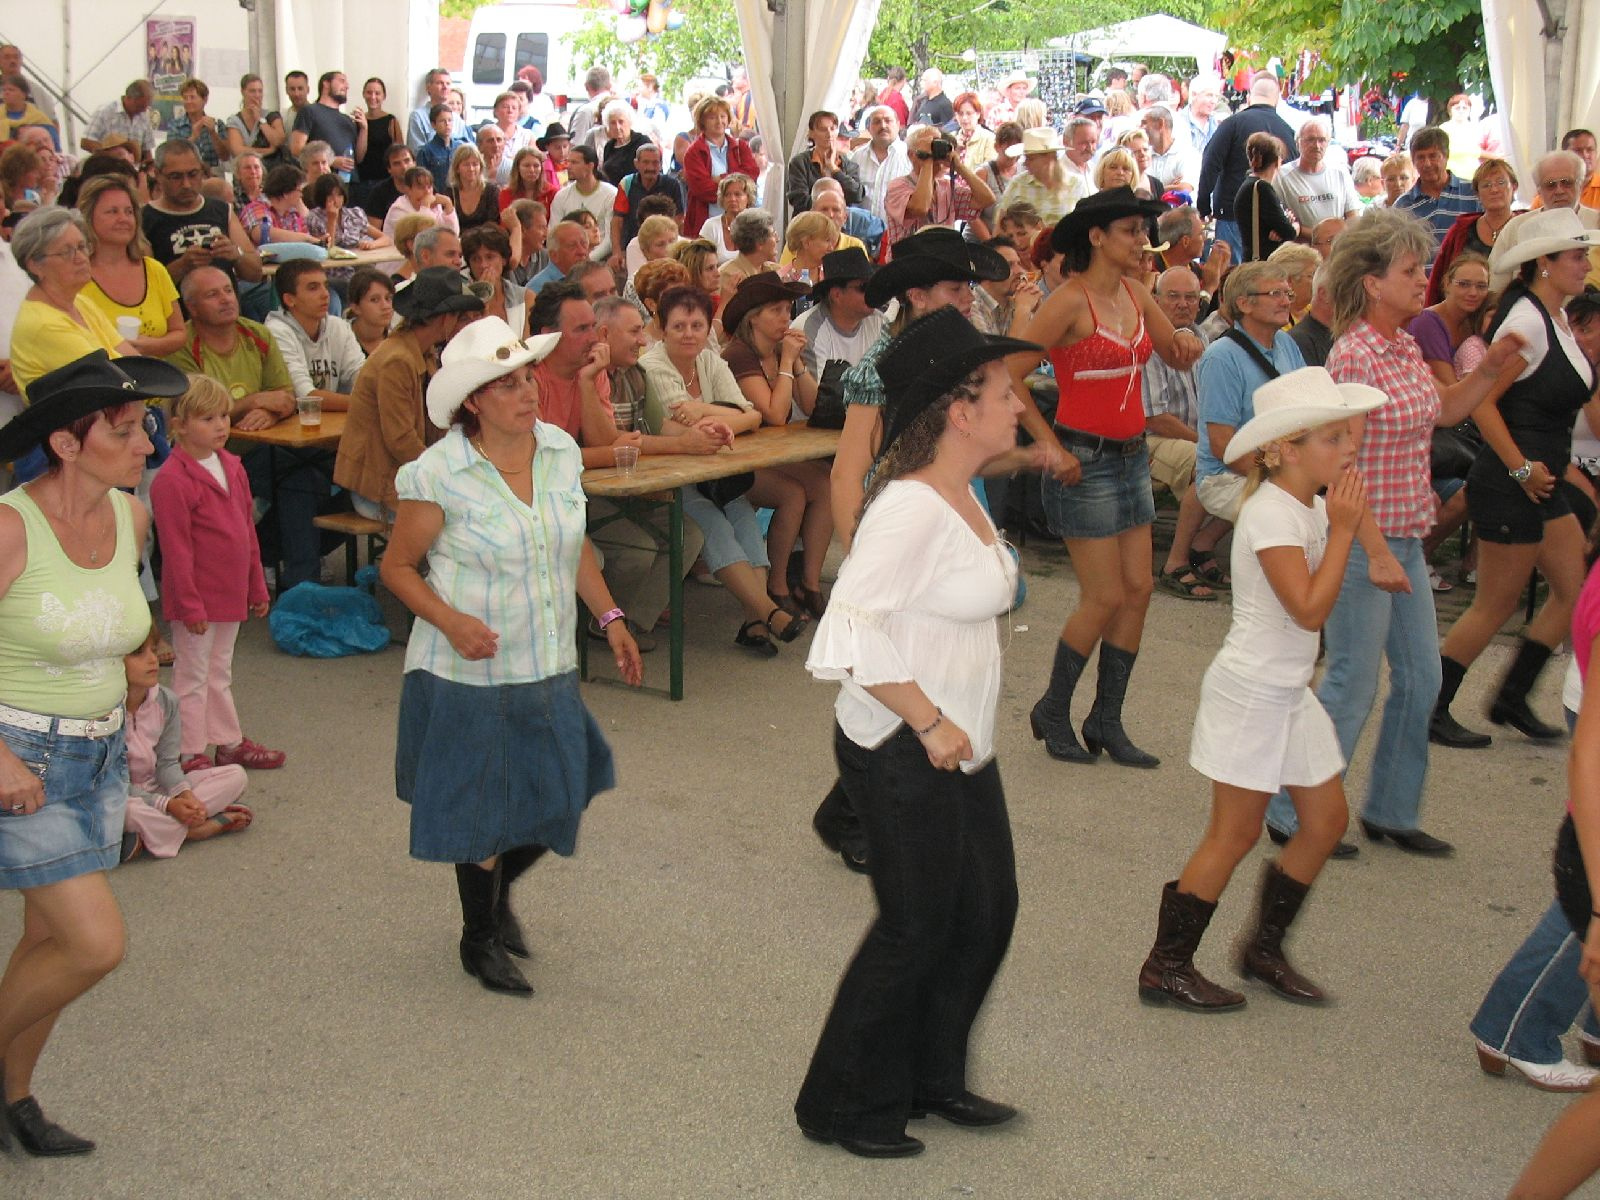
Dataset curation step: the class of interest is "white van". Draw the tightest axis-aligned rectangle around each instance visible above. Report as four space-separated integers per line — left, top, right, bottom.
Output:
463 1 588 123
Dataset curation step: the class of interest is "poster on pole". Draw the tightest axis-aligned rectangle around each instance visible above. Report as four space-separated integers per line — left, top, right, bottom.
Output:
146 18 196 132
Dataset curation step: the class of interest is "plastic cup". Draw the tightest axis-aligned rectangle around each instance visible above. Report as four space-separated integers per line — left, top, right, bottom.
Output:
115 315 141 342
613 445 640 475
297 396 322 427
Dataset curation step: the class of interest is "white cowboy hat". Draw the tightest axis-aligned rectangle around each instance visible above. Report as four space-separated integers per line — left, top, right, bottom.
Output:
426 317 562 430
1224 366 1388 463
1007 126 1066 158
999 69 1034 92
1491 207 1600 272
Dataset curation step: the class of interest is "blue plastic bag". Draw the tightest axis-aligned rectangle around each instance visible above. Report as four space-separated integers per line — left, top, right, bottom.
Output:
269 568 391 657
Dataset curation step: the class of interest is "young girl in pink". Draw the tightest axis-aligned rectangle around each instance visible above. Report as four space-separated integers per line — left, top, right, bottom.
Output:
149 375 285 771
121 629 252 860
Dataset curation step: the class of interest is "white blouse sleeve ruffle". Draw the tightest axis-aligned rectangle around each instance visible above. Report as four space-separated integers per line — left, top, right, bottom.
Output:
806 483 950 687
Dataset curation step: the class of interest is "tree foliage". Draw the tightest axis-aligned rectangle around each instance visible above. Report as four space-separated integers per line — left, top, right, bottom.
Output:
1214 0 1488 113
862 0 1209 79
567 0 744 96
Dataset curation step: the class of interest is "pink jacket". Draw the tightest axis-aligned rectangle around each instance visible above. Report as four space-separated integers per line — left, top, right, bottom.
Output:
150 447 269 624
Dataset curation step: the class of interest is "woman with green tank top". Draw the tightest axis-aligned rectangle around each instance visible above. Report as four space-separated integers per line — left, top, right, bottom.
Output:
0 350 186 1158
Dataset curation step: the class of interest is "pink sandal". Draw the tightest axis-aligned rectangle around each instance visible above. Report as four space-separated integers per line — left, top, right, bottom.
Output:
214 738 286 770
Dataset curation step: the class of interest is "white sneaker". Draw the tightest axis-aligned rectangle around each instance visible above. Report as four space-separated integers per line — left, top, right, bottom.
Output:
1477 1040 1599 1091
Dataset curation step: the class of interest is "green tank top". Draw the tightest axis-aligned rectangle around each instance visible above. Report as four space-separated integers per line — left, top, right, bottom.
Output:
0 488 151 719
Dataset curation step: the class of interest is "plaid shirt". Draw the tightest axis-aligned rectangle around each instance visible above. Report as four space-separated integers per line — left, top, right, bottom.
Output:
1142 323 1206 426
1326 319 1439 539
884 173 983 248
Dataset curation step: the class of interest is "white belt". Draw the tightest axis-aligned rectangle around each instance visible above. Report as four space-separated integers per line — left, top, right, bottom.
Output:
0 701 124 739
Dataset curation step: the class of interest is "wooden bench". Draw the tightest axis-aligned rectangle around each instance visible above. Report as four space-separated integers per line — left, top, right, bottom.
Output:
313 512 389 582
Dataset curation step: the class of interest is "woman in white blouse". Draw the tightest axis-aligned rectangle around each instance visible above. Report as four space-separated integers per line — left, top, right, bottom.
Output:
696 173 756 264
793 308 1040 1159
639 285 807 655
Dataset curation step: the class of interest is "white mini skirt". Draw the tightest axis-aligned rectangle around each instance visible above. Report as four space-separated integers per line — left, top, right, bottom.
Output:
1188 661 1344 793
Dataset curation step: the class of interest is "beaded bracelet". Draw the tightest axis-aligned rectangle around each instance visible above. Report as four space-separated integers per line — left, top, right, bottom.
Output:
914 709 943 738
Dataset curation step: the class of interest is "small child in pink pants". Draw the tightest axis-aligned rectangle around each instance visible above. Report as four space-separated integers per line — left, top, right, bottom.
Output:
121 631 252 859
149 375 285 771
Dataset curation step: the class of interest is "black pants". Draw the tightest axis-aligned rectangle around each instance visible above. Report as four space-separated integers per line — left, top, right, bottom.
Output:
1555 815 1592 939
794 725 1018 1141
243 445 336 589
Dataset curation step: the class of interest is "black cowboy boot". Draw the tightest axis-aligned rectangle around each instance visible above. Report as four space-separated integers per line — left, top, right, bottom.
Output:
1030 640 1094 763
455 863 533 996
4 1095 95 1156
1138 882 1246 1011
1430 654 1493 748
1237 862 1328 1004
495 845 546 959
1487 638 1564 740
1081 643 1159 768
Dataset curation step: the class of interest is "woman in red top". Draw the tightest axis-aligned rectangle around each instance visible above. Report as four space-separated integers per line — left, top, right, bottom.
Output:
682 96 759 238
1009 188 1205 767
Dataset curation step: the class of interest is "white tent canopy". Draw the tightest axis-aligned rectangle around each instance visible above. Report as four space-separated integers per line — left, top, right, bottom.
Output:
1058 14 1227 67
1483 0 1600 204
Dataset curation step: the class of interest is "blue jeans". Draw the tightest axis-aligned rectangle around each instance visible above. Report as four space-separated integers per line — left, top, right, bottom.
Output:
1267 536 1440 833
1471 897 1600 1063
1213 218 1245 263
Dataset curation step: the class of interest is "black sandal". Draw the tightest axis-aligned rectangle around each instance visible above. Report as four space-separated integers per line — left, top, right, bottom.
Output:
1155 568 1217 602
792 583 829 619
768 607 809 643
1188 550 1231 589
767 590 805 620
735 620 779 657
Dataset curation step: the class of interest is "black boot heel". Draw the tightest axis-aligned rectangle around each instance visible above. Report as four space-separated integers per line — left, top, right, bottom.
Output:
1030 703 1094 763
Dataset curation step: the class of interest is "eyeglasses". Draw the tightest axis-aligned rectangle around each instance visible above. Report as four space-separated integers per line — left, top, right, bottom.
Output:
1162 291 1202 302
162 168 204 182
1247 289 1294 301
38 243 90 262
1542 178 1578 191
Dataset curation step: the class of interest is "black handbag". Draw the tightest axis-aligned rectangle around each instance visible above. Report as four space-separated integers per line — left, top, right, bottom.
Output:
695 400 756 507
1430 424 1481 481
806 360 850 430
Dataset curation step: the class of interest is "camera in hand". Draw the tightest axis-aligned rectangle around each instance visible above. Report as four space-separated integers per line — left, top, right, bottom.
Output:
930 139 953 160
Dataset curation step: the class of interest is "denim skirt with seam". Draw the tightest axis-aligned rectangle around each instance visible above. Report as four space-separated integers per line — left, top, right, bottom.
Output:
395 669 615 863
0 718 127 890
1040 440 1156 541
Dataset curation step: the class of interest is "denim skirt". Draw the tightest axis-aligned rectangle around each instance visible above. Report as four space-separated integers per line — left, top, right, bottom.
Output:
395 670 615 863
1040 440 1156 540
0 718 128 889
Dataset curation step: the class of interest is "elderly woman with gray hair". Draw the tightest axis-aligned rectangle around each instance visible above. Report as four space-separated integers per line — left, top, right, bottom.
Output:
717 207 779 308
1260 207 1526 855
8 208 139 482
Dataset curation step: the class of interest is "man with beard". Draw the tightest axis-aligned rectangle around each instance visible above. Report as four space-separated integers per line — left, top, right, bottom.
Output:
290 71 365 181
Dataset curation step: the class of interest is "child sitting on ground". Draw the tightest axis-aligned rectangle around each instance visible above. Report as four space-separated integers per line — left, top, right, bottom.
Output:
149 374 285 772
121 629 252 861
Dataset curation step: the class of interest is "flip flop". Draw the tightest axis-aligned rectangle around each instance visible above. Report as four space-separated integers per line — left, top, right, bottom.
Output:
209 805 253 836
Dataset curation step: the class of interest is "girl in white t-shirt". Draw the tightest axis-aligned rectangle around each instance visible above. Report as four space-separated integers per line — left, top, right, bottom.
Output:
1139 367 1386 1013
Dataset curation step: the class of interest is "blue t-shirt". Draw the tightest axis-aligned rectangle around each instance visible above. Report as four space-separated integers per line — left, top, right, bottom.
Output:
1194 329 1306 481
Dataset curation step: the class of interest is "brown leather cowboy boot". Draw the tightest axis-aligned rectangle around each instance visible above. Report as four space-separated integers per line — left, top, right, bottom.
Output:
1139 881 1246 1010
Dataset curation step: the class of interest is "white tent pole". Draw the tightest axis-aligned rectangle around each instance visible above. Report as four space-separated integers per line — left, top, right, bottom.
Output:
771 0 808 221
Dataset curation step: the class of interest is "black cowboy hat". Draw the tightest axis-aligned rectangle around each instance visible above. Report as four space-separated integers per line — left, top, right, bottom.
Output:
811 247 875 299
864 226 1009 309
535 122 571 151
877 308 1040 456
0 351 187 462
720 270 812 335
393 266 487 323
1051 185 1168 252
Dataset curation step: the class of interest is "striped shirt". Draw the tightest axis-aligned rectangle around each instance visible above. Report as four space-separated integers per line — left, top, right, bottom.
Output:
1326 319 1440 539
395 425 587 686
1394 175 1479 263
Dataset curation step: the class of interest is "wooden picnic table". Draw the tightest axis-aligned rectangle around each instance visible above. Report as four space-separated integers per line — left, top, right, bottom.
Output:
580 424 840 700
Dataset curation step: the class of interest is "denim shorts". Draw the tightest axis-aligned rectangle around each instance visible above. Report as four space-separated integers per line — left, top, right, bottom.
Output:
1041 440 1155 540
679 486 770 574
0 719 128 889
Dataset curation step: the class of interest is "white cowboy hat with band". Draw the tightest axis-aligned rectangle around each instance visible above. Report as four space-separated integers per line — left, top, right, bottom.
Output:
1224 366 1388 463
426 317 562 430
1007 127 1066 158
1492 207 1600 272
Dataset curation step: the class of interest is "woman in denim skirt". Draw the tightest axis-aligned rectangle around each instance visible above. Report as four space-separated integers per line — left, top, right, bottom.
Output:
381 317 642 998
1009 188 1205 768
0 350 186 1157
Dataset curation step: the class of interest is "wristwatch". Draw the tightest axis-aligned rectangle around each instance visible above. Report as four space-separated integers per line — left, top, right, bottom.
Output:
1508 460 1534 483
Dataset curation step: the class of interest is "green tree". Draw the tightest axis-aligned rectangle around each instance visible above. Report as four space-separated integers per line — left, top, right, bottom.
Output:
1215 0 1488 114
567 0 744 96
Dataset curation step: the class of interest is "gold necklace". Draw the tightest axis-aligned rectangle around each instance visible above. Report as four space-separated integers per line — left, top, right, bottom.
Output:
472 437 534 474
46 497 112 564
